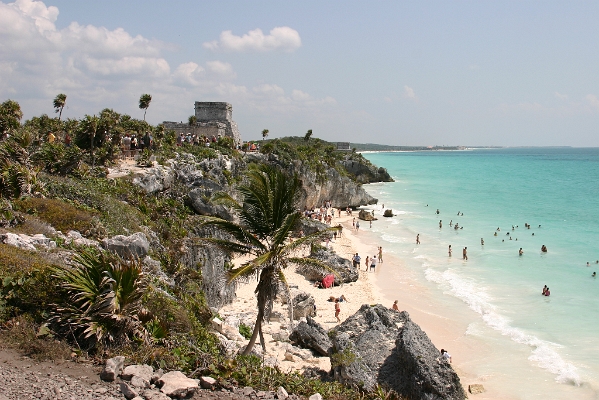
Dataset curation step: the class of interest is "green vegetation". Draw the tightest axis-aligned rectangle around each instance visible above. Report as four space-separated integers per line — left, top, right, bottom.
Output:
0 97 399 399
197 164 339 355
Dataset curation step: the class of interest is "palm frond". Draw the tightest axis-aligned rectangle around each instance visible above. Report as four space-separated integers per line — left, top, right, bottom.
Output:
287 256 342 279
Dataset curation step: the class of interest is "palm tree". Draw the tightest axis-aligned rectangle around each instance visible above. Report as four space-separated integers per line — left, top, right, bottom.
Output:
53 93 67 121
304 129 313 142
197 164 339 355
82 114 99 167
139 94 152 121
261 129 269 142
0 99 23 136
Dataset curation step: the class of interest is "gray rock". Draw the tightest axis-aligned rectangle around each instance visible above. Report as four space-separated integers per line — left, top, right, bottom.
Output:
277 386 289 399
358 209 376 221
121 364 153 381
0 232 56 251
308 394 323 400
285 290 316 320
341 158 393 184
100 356 125 382
132 164 174 194
330 304 466 400
143 389 170 400
302 248 358 285
383 209 393 217
119 382 138 399
200 376 217 389
102 232 149 258
469 384 486 395
130 375 150 389
158 371 199 398
151 369 164 384
289 317 332 356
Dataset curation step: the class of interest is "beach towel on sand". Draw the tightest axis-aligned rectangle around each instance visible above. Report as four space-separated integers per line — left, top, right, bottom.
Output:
322 274 335 288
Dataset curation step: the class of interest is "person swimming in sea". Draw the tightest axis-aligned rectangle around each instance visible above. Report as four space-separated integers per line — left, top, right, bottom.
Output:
593 272 596 277
541 245 548 253
542 285 547 295
480 238 484 245
519 248 523 256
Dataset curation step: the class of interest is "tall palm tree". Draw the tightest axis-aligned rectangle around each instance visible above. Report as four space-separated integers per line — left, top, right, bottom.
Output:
0 99 23 136
304 129 313 142
197 164 339 355
261 129 269 142
139 94 152 121
53 93 67 121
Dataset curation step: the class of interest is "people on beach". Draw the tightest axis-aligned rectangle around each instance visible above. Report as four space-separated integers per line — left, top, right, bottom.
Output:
542 285 547 295
329 295 349 303
335 299 341 322
416 234 420 244
439 220 442 228
392 300 399 311
355 220 360 231
449 220 453 227
378 246 383 263
544 287 550 296
480 238 484 245
440 349 452 363
365 256 370 271
463 247 468 260
370 255 378 272
593 272 596 277
352 253 361 268
541 245 548 253
448 245 452 257
519 248 523 256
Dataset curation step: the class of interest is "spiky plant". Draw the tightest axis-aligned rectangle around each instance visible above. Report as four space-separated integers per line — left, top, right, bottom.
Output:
197 164 339 355
0 129 42 199
50 249 146 349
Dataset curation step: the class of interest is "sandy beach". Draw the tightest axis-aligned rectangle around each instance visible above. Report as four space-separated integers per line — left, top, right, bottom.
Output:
218 209 500 398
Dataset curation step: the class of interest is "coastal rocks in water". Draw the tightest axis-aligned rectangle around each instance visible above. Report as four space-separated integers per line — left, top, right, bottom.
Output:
330 304 466 400
303 248 358 285
100 356 125 382
102 232 149 258
290 316 332 356
383 209 393 217
358 209 376 221
158 371 199 398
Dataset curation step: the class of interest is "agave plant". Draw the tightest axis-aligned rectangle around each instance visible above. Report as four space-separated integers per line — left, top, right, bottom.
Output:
50 249 146 349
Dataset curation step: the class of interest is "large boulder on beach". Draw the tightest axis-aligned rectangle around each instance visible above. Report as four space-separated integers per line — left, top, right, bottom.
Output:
383 209 393 217
300 248 358 284
358 209 376 221
330 304 466 400
290 316 332 356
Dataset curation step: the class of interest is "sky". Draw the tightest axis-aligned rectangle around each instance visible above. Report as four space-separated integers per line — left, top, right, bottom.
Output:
1 0 599 146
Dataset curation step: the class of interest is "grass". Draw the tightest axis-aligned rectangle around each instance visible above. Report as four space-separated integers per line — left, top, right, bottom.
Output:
14 197 100 235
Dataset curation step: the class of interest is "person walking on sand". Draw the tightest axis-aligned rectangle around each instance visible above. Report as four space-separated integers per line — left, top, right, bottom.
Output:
416 234 420 244
356 220 360 231
352 253 361 269
378 246 383 263
392 300 399 311
335 299 341 322
463 247 468 260
365 256 370 271
370 255 378 272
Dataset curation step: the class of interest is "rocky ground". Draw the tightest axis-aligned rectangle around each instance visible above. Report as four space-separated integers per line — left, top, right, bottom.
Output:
0 348 297 400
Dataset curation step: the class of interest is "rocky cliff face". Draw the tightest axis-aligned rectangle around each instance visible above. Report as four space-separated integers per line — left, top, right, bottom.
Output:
341 158 393 184
331 304 466 400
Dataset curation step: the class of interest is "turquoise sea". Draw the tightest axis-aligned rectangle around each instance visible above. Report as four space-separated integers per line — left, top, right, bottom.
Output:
362 148 599 399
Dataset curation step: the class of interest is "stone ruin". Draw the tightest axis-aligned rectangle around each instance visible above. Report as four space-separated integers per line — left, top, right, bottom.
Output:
162 102 241 145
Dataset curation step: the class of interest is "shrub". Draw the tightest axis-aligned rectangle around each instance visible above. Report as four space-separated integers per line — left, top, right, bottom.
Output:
0 316 72 361
50 249 146 349
14 197 100 235
238 323 252 339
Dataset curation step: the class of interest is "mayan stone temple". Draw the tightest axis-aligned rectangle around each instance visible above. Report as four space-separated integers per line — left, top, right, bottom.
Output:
162 102 241 144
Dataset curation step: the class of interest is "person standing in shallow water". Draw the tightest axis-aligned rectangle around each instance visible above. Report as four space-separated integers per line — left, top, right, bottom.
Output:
463 247 468 260
448 245 452 257
416 234 420 244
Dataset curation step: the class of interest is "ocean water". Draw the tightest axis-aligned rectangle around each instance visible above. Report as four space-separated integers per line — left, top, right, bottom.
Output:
362 148 599 399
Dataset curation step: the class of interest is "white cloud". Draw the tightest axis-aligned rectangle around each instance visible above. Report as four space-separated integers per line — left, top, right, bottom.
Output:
404 85 416 100
585 94 599 111
555 92 569 101
203 27 301 52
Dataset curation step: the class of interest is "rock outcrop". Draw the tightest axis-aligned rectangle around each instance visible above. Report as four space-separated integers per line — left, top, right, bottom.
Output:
290 317 332 356
330 304 466 400
280 290 316 320
358 209 376 221
341 158 393 184
300 248 358 285
102 232 149 258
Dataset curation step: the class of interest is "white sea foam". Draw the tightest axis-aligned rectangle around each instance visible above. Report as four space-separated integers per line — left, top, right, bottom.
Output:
381 234 403 243
425 268 582 386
